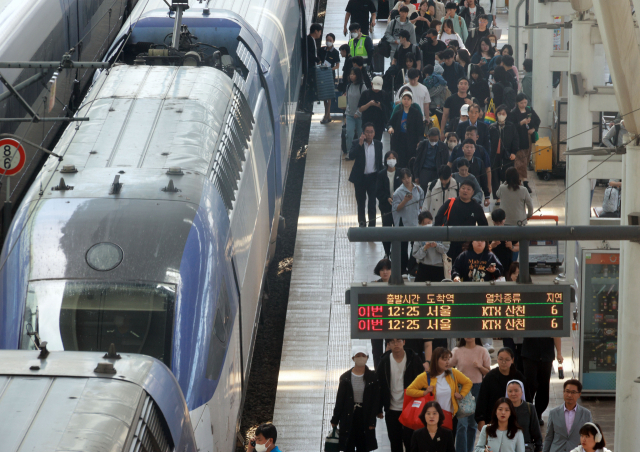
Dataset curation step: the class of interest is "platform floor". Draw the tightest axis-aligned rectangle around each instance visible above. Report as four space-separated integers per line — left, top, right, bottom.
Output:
272 7 615 452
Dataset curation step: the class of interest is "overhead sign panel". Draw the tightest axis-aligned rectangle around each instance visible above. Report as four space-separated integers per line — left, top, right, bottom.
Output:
349 282 572 338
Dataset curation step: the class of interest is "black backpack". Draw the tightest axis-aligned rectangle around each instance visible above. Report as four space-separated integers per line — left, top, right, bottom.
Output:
503 85 516 110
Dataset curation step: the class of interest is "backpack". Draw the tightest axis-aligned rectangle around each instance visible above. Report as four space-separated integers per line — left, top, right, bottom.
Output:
503 85 516 110
602 186 620 213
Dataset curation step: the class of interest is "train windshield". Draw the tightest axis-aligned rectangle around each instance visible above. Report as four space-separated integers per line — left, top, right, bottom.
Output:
21 281 175 366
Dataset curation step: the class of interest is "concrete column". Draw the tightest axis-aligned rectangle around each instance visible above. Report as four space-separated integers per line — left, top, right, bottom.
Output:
564 19 595 282
508 0 527 65
531 0 554 136
616 144 640 451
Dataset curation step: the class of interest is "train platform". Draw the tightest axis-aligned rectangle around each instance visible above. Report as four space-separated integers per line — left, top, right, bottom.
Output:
272 5 615 452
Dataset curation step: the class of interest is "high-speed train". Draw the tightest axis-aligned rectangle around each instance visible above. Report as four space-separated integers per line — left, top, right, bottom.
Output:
0 0 315 450
0 0 138 232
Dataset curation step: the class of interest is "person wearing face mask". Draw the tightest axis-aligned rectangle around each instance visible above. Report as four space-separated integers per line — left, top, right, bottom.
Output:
377 151 402 257
413 211 449 282
444 133 458 158
348 23 375 68
384 6 417 62
248 424 281 452
331 346 380 452
319 33 341 124
413 127 449 193
488 104 519 205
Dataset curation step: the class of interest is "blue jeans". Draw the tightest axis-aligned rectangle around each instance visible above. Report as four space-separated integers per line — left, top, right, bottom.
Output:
346 115 362 148
455 383 482 452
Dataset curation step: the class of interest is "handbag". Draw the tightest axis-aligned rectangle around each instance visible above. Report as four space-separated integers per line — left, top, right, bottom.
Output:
338 94 347 109
324 427 340 452
399 373 433 430
376 20 396 58
491 26 502 40
484 99 496 125
453 372 476 418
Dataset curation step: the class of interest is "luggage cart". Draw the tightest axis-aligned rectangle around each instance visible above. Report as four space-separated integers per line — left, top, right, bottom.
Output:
527 215 564 274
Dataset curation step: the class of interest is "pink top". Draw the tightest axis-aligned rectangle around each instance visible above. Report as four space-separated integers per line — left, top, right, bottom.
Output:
449 345 491 384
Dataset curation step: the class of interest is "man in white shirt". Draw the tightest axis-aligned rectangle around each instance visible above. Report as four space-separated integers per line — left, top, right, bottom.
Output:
348 123 384 227
376 339 425 452
395 68 431 120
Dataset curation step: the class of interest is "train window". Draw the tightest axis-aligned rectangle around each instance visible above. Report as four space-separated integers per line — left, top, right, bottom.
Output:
206 280 231 380
21 281 175 367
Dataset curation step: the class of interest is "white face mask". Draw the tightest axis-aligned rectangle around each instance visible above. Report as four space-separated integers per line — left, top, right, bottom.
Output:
354 357 368 366
351 32 358 39
448 141 457 149
387 159 397 168
326 42 333 48
255 440 270 452
497 114 507 122
429 140 438 146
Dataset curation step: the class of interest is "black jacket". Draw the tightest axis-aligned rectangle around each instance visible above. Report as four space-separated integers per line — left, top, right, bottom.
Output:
460 4 486 28
388 107 424 161
349 139 384 184
306 34 320 70
509 106 541 150
376 349 424 413
331 367 380 450
411 427 456 452
376 167 403 212
469 77 491 107
434 197 488 258
455 120 491 151
474 367 526 424
489 121 519 167
413 140 450 178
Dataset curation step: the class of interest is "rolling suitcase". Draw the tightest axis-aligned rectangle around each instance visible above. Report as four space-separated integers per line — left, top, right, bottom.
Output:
314 66 335 101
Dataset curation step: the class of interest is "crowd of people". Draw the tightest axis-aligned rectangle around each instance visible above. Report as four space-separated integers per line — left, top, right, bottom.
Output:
331 344 606 452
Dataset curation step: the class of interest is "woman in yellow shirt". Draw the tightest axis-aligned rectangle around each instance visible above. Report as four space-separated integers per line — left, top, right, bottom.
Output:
406 347 473 428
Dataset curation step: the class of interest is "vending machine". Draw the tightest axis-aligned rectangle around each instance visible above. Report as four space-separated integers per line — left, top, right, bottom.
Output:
572 248 619 396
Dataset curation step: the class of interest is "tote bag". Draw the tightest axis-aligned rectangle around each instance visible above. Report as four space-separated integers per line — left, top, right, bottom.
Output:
399 373 433 430
484 98 496 125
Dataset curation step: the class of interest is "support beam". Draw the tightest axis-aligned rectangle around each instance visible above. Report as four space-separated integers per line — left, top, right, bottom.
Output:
531 1 555 134
592 1 640 448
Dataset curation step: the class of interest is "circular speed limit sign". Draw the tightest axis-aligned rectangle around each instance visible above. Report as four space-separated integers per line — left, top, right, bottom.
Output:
0 138 26 176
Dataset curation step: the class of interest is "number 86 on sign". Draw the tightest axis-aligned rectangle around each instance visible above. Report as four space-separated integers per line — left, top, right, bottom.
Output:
0 139 26 176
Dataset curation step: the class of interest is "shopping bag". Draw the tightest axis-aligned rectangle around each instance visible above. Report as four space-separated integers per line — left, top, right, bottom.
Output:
399 373 433 430
324 427 340 452
338 94 347 109
315 66 336 101
442 410 454 430
484 99 496 125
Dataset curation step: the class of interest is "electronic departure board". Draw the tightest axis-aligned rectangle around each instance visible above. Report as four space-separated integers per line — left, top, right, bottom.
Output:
349 283 572 338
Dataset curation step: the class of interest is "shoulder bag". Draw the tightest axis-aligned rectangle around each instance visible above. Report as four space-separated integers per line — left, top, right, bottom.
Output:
399 373 434 430
376 20 396 58
453 371 476 418
524 403 535 452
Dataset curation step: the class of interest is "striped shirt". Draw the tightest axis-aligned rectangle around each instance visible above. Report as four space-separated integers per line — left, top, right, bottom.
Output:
351 373 365 403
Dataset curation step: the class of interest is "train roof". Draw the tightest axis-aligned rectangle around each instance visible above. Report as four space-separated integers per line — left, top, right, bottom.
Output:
0 350 184 452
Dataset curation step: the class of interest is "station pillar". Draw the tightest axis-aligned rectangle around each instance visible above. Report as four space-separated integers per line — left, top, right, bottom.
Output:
616 143 640 451
564 18 595 282
531 1 554 135
508 0 527 66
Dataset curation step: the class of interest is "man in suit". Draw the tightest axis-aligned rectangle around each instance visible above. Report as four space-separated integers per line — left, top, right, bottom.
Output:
543 379 592 452
302 23 324 113
350 122 383 227
455 104 491 151
413 128 450 194
376 150 402 257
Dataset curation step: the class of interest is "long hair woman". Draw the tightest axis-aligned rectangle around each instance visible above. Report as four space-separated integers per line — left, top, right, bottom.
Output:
508 93 541 193
495 167 533 226
475 398 525 452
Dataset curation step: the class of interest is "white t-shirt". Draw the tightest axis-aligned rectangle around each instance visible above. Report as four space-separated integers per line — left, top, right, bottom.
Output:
389 352 407 411
396 83 431 118
387 169 396 195
438 32 466 49
468 6 477 23
364 141 376 174
435 373 452 412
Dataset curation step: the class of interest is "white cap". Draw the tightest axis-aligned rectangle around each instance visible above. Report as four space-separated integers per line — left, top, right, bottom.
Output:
460 104 469 116
351 345 369 358
372 76 383 90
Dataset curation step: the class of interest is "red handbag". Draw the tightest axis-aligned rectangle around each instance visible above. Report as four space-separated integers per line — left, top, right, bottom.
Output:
398 372 455 431
399 373 433 430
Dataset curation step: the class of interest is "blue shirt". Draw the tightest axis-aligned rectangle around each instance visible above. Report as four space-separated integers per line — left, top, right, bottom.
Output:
401 111 408 133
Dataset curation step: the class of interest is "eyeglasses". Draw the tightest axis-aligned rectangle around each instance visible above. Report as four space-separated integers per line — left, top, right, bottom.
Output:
564 390 581 395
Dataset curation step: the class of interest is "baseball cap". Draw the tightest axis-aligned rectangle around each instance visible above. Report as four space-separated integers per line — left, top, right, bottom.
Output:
351 345 369 358
460 104 469 116
372 76 383 90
